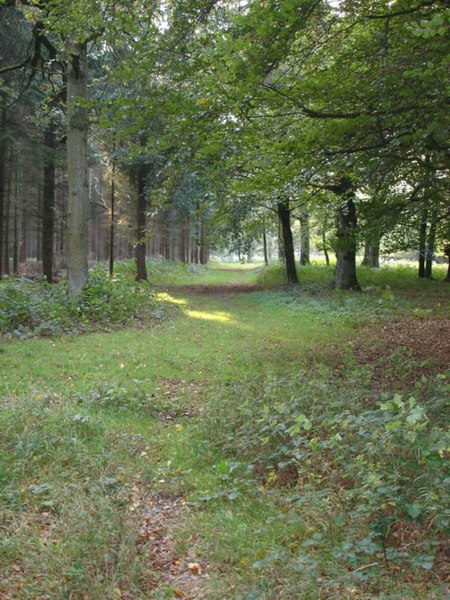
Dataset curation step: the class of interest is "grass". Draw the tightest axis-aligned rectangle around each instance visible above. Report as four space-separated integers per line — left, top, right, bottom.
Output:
257 261 449 290
0 261 449 599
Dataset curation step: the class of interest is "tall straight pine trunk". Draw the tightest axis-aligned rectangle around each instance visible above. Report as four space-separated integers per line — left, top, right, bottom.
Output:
135 163 148 281
0 97 6 278
42 125 56 282
66 43 89 295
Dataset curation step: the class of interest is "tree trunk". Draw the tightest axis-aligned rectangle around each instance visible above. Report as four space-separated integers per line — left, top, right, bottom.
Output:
425 211 437 279
262 223 268 265
278 219 285 263
13 157 19 274
361 237 380 268
135 163 148 281
334 179 361 290
418 210 428 278
42 126 56 282
3 148 12 275
0 98 6 278
277 200 298 284
322 227 330 266
444 245 450 283
109 150 115 277
200 216 208 264
20 201 27 263
299 207 310 266
66 43 89 295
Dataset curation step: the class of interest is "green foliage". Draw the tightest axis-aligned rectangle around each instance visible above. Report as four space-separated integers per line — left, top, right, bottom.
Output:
203 370 450 578
0 267 162 338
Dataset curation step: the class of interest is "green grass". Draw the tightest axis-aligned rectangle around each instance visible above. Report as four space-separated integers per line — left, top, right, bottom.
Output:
0 262 449 598
116 258 262 286
257 261 449 290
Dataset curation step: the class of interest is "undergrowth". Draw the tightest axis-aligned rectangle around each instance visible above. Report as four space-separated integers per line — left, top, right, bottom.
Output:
0 397 151 598
198 368 450 598
0 267 164 338
257 262 449 290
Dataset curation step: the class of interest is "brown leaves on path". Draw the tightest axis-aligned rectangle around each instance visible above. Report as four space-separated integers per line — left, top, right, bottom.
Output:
129 483 209 599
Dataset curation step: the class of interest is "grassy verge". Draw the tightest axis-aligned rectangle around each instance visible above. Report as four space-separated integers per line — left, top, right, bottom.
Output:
257 262 449 290
0 263 449 598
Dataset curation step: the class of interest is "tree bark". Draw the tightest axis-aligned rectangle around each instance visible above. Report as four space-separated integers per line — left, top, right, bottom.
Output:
322 227 330 266
109 149 115 277
200 216 208 264
0 98 6 278
42 125 56 282
361 237 380 268
425 211 437 279
13 157 19 274
262 223 268 265
299 207 310 266
418 209 428 278
3 148 12 275
66 43 89 295
444 244 450 283
277 199 298 284
135 163 148 281
278 219 285 263
334 179 361 290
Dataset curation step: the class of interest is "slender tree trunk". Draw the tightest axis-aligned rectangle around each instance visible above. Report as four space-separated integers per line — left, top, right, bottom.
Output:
3 148 12 275
425 211 437 279
262 223 268 265
299 207 310 266
36 184 43 261
0 98 6 278
13 157 19 274
179 217 187 262
418 210 428 278
66 43 89 295
20 202 27 263
334 179 361 290
278 219 285 263
322 227 330 266
42 126 56 282
277 200 298 284
135 163 148 281
109 151 115 277
200 216 208 264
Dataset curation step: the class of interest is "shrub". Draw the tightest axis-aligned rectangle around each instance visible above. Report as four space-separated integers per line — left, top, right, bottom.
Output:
0 268 163 338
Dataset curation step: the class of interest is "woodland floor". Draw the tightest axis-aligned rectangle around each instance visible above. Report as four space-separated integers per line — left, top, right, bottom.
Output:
0 263 449 599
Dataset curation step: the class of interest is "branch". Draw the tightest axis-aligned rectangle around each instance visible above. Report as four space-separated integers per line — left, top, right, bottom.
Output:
364 2 438 20
0 54 32 75
260 83 363 119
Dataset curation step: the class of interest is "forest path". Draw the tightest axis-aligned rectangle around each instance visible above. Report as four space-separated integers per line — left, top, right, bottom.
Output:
1 268 449 598
1 274 355 598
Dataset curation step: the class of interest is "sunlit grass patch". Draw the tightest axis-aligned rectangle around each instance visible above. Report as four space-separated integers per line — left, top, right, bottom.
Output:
185 308 235 323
